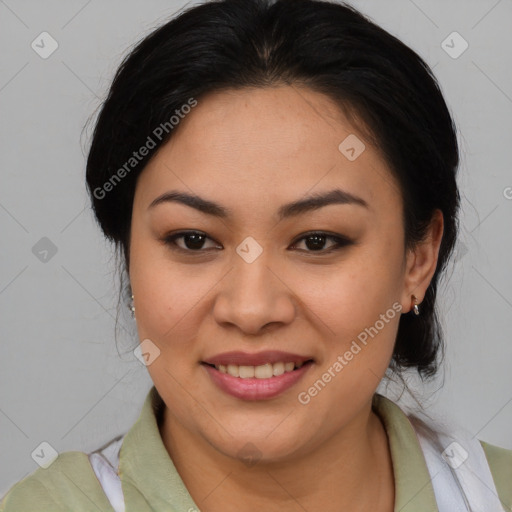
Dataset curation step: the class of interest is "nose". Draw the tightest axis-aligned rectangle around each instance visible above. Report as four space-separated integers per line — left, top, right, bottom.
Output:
212 251 296 336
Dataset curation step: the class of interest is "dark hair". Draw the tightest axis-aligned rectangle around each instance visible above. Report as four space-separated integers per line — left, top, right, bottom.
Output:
85 0 460 380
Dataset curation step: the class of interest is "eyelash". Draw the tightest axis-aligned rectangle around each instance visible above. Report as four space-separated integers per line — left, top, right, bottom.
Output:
162 230 353 255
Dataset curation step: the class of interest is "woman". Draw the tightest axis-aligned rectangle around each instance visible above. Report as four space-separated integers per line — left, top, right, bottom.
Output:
2 0 510 510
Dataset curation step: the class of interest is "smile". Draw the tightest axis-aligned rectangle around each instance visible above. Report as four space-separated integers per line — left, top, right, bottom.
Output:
207 361 309 379
201 360 314 400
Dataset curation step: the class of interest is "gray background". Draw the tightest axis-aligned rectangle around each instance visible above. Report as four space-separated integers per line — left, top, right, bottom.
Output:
1 0 511 496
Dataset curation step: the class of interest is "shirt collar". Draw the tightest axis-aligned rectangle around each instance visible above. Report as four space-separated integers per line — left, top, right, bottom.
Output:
119 385 200 511
119 386 438 511
372 393 438 511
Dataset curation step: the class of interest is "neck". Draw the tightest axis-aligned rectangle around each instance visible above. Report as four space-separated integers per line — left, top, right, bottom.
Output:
159 400 395 512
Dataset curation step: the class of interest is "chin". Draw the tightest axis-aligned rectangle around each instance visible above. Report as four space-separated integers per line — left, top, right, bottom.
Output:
210 431 309 468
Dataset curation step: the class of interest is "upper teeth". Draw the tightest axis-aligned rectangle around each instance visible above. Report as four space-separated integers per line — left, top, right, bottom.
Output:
215 361 304 379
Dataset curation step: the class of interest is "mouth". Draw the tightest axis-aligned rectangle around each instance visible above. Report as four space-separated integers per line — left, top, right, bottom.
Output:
200 351 315 400
201 359 314 379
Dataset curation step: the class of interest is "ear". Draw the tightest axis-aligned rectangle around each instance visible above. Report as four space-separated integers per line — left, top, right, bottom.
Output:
400 209 444 313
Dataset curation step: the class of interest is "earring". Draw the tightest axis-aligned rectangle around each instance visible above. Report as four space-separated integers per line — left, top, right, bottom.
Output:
411 295 420 316
129 294 135 318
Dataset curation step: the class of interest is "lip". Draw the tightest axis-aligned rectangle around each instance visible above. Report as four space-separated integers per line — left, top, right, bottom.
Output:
202 350 313 367
202 360 314 400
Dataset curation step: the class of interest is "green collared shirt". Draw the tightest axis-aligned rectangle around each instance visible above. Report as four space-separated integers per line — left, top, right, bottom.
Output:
2 386 511 511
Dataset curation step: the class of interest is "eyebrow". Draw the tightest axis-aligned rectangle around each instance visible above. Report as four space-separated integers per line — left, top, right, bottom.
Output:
148 188 369 221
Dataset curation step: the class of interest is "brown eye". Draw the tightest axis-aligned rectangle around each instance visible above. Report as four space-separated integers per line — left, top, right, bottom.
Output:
164 231 220 252
290 232 353 253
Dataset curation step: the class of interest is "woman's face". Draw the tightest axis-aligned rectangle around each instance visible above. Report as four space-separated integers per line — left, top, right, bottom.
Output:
128 86 438 463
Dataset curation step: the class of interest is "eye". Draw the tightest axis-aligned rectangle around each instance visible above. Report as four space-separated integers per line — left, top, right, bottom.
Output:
163 231 220 252
289 232 353 253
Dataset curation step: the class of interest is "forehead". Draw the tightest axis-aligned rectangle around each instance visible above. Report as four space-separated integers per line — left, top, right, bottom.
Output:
135 86 400 216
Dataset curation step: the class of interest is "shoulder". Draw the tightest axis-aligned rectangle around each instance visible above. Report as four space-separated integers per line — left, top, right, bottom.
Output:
0 450 115 511
480 440 512 508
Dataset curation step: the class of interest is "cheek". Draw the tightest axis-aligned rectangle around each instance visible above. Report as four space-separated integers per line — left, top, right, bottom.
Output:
293 247 403 418
296 241 404 340
128 229 208 347
132 263 211 346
